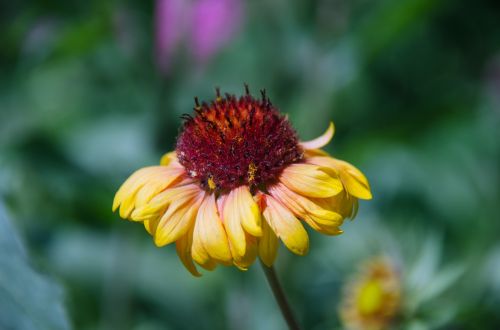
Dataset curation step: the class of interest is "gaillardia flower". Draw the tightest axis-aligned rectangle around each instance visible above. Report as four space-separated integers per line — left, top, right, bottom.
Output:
340 257 401 330
113 87 372 276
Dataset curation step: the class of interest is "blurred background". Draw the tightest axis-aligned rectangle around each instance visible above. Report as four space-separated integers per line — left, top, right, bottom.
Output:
1 0 499 329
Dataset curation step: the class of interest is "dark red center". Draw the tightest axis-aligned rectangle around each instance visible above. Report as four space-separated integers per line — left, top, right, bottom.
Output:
175 89 303 191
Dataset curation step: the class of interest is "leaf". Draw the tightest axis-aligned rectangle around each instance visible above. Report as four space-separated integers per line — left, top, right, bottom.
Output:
0 202 70 330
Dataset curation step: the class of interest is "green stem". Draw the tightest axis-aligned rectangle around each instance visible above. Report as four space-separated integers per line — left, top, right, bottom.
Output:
260 261 301 330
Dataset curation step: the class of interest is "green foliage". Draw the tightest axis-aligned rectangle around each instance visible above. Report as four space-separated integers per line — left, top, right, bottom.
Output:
0 0 499 329
0 203 70 330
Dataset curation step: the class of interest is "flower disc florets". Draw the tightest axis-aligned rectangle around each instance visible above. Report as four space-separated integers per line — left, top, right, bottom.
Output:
176 88 303 191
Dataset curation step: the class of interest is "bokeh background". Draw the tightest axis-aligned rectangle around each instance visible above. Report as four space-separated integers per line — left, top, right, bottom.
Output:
1 0 499 329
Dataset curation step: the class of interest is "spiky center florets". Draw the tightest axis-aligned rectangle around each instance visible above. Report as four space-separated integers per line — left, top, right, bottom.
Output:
176 89 303 191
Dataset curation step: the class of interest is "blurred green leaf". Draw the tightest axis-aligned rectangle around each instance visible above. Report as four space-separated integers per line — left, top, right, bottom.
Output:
0 202 70 330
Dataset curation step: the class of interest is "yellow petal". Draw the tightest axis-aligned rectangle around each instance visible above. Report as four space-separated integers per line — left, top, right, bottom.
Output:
263 196 309 256
221 191 246 259
113 166 183 219
236 186 262 237
269 183 344 226
305 156 340 176
259 219 279 267
192 224 218 271
304 149 330 157
160 151 178 166
113 167 163 211
307 156 372 200
280 163 343 198
312 191 359 220
114 168 155 217
337 160 372 200
192 250 217 271
131 184 200 222
232 234 258 270
154 191 204 247
351 198 359 219
113 167 148 211
302 216 343 235
144 219 159 236
176 227 201 277
134 167 184 208
193 194 232 263
300 122 335 150
119 191 142 219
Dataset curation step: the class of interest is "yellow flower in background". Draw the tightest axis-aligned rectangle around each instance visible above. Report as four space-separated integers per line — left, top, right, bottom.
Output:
340 257 401 330
113 87 372 276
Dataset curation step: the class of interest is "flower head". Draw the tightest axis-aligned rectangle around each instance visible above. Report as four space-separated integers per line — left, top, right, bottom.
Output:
113 87 372 276
340 257 401 330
